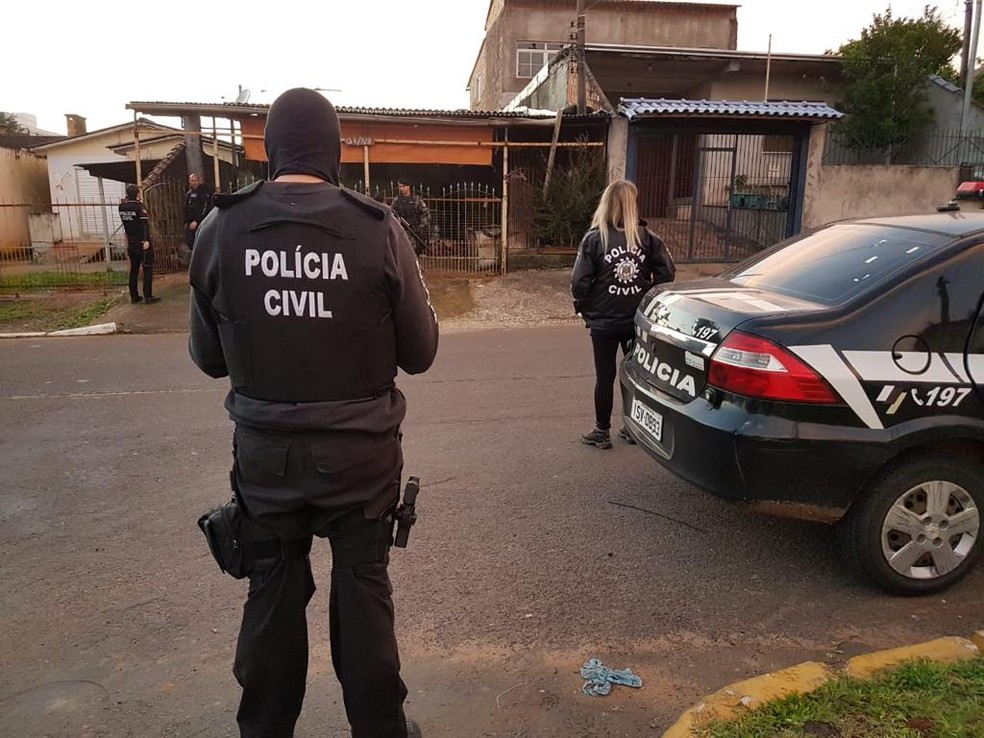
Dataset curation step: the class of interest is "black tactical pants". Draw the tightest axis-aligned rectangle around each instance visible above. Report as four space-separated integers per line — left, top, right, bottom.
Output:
127 243 154 301
232 425 408 738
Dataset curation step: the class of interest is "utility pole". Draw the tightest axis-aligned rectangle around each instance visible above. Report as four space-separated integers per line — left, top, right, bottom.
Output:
961 0 982 136
961 0 974 84
576 0 586 114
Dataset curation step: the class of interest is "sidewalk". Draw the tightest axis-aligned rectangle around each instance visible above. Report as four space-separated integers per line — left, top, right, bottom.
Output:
100 263 730 334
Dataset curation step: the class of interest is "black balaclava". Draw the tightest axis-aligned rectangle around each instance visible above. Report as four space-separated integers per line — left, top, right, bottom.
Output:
264 88 341 185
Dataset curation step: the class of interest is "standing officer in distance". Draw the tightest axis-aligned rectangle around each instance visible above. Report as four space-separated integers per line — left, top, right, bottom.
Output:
391 179 431 254
188 88 438 738
183 172 211 252
118 184 159 304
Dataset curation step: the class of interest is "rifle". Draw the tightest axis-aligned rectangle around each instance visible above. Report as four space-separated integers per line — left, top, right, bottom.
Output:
396 215 429 256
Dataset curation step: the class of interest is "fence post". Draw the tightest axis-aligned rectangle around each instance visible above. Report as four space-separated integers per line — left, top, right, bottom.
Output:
97 177 112 269
501 135 509 275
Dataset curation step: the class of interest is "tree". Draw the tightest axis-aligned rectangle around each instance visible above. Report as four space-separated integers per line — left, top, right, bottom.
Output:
835 6 962 160
0 112 27 135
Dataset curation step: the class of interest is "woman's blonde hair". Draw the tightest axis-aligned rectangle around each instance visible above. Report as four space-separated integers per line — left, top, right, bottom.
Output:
590 179 641 251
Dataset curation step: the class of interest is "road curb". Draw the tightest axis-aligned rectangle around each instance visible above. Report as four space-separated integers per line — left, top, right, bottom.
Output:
661 632 982 737
0 322 119 339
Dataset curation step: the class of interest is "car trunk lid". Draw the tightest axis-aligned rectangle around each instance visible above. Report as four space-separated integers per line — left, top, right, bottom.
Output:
630 278 823 402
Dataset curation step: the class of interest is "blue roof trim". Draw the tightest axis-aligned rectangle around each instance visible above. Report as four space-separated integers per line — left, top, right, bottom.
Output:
617 98 844 121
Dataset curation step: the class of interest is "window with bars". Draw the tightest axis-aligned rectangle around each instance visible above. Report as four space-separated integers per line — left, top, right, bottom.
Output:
516 41 564 78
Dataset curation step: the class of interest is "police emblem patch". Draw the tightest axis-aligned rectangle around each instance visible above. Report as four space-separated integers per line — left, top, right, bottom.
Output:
615 258 639 285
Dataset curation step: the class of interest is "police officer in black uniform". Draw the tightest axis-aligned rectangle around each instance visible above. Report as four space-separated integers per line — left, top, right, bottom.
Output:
118 184 159 304
183 173 211 251
188 88 438 738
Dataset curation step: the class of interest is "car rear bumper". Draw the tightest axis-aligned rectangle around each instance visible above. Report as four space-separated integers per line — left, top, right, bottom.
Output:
619 363 896 518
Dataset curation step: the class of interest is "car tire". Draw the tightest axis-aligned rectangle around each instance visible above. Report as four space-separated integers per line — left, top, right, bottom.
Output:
840 455 984 596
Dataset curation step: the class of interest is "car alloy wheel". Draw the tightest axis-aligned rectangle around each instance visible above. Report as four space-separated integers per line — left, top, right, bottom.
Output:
841 455 984 595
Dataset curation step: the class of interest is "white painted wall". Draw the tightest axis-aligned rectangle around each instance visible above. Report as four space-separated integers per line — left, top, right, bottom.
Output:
41 126 168 242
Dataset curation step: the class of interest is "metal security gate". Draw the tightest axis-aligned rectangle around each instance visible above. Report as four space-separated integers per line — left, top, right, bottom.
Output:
635 132 797 262
360 181 502 275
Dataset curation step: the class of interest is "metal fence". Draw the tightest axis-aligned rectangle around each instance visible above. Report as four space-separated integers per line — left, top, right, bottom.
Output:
823 127 984 166
636 132 795 262
0 180 189 292
357 181 503 275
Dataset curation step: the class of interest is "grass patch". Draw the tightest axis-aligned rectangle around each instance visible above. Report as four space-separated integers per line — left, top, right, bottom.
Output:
697 658 984 738
0 271 128 293
52 297 120 330
0 295 121 332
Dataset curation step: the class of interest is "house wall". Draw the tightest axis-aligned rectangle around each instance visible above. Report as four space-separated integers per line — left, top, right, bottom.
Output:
710 73 839 105
803 164 959 229
926 80 984 131
44 129 164 242
0 147 50 252
470 0 738 110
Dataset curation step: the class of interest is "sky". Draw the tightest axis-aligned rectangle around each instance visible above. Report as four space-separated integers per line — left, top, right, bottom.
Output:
4 0 974 135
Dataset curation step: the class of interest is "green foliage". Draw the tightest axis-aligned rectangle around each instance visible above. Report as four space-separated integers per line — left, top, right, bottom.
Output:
835 6 963 159
0 112 27 135
0 271 128 293
0 295 120 332
531 144 606 249
55 297 120 330
696 657 984 738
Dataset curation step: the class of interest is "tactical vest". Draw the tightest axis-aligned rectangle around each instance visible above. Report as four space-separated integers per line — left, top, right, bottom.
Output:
391 195 422 228
207 183 398 403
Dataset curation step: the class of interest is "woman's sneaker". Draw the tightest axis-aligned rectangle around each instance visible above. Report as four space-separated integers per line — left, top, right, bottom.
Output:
581 427 612 449
618 426 637 445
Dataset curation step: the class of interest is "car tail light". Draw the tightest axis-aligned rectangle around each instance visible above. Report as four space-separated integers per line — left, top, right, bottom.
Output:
708 331 839 404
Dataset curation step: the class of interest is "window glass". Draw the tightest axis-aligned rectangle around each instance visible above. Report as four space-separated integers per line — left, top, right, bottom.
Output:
722 224 952 305
516 41 563 78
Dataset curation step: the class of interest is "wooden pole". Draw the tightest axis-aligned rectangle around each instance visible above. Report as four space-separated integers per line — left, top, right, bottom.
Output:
363 145 371 193
212 117 221 192
133 113 142 186
501 131 509 275
542 109 564 197
576 0 586 114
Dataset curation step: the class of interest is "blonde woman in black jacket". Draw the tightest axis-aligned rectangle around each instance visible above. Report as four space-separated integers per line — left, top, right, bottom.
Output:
571 179 676 448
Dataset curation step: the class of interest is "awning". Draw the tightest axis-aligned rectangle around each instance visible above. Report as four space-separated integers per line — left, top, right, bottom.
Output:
240 118 494 166
618 98 843 122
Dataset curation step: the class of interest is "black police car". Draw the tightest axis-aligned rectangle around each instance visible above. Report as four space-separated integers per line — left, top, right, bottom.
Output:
620 212 984 595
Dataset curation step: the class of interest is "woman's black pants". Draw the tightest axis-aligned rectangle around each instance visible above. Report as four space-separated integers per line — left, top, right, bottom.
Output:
589 328 635 431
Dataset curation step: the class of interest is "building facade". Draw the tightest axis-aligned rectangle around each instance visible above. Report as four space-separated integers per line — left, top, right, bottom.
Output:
467 0 739 110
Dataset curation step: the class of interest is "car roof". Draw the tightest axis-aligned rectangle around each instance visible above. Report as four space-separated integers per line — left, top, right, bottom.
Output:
849 211 984 237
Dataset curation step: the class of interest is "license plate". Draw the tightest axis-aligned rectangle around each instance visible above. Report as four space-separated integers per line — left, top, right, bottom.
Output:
630 398 663 443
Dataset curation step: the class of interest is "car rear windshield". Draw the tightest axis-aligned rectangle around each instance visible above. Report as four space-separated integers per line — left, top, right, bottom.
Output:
722 224 952 305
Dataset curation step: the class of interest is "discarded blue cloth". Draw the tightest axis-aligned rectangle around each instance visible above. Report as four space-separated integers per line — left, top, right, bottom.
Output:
580 658 643 696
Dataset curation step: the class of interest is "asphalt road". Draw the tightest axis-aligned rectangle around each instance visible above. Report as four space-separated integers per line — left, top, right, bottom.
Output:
1 328 982 738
